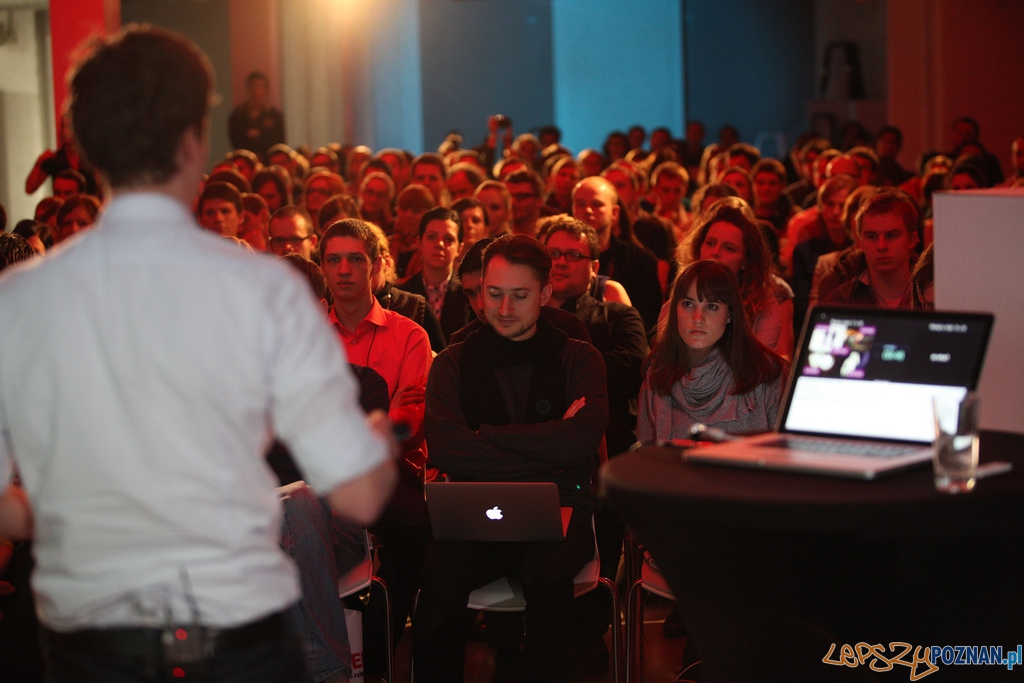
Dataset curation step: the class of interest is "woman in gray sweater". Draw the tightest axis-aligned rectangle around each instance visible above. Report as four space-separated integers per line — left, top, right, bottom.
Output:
638 260 788 443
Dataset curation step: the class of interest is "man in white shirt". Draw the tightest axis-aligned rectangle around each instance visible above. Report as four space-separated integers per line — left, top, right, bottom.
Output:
0 25 396 682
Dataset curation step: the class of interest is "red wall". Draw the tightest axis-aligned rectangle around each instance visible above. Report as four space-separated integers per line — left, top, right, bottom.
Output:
49 0 120 134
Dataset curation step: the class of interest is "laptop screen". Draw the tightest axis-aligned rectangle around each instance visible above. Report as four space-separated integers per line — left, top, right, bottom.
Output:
780 307 994 443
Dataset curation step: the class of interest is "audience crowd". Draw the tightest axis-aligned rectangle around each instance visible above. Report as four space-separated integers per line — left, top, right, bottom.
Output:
3 105 1022 683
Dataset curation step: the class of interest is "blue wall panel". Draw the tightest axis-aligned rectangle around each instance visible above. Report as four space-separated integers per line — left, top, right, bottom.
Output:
418 0 554 152
684 0 815 153
552 0 684 154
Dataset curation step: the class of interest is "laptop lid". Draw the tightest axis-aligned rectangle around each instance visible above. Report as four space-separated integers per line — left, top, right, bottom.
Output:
425 481 569 542
778 306 994 443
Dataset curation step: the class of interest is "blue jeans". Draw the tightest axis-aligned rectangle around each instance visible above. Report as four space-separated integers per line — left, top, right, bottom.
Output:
280 485 365 682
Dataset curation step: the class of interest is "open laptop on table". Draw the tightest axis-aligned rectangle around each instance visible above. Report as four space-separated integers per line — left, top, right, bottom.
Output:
687 306 994 479
425 481 572 541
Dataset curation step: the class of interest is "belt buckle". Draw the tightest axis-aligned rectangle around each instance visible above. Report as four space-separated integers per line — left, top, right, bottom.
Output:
162 624 213 665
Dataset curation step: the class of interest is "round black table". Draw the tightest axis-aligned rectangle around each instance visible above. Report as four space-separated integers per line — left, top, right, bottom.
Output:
601 430 1024 682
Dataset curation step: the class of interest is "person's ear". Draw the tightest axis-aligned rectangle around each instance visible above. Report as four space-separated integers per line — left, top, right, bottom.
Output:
540 282 553 307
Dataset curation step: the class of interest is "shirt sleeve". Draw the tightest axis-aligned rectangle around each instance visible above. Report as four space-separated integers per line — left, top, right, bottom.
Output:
265 267 388 493
389 321 432 456
0 394 12 486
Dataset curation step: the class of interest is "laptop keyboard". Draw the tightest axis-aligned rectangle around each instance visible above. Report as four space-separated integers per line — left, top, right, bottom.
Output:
767 436 922 459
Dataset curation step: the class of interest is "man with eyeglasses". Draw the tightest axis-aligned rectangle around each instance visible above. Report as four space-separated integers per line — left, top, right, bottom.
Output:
269 205 319 260
537 217 648 672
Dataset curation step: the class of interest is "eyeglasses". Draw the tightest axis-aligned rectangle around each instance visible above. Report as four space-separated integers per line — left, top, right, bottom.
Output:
269 235 313 247
548 249 592 263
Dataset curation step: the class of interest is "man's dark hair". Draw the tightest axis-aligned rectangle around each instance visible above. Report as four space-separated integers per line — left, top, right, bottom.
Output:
241 192 268 216
418 206 462 241
726 143 761 167
318 195 360 231
208 167 251 194
451 197 488 226
537 217 600 260
199 181 243 214
321 218 381 261
458 237 496 280
279 253 327 301
0 233 36 273
55 169 88 193
13 219 52 249
246 70 269 88
271 205 313 233
482 234 551 286
952 116 980 140
0 200 5 231
877 125 903 148
34 196 62 226
68 25 214 189
504 169 544 198
537 125 562 144
252 166 292 203
56 194 101 227
849 146 880 174
855 188 920 240
412 152 449 181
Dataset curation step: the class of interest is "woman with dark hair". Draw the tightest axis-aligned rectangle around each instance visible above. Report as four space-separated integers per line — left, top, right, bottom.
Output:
54 194 101 243
252 165 292 214
638 260 787 442
678 197 795 359
603 130 630 162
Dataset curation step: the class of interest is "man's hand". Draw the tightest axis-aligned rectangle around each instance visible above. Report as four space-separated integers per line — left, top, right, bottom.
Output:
562 397 586 420
0 484 32 541
366 409 401 461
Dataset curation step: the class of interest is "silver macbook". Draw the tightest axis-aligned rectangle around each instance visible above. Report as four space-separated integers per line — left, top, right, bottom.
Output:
425 481 572 541
688 306 994 479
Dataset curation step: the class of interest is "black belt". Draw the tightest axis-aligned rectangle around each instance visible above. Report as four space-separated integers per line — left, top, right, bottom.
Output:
43 609 293 659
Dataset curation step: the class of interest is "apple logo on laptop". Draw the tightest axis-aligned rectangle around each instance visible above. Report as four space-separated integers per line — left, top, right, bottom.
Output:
486 506 503 520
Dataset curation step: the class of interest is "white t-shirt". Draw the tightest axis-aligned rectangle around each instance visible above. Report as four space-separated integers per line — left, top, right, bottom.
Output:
0 192 387 630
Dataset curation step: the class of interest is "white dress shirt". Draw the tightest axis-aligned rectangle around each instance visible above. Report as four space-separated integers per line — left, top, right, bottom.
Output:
0 192 387 630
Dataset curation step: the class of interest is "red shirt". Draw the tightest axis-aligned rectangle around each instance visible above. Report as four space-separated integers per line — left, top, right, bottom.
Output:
329 298 432 469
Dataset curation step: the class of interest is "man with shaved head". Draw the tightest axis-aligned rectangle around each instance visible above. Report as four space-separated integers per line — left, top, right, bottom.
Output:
572 176 662 330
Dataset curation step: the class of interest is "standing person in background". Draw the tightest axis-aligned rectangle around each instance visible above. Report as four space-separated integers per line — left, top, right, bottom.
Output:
229 71 286 161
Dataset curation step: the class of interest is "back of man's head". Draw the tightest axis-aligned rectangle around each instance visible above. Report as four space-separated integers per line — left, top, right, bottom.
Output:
68 25 213 189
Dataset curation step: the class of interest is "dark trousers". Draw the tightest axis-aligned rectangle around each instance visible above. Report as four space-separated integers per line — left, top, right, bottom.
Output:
412 509 593 683
364 477 432 676
41 615 308 683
